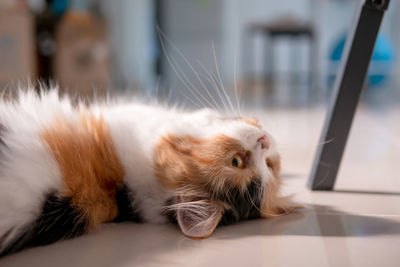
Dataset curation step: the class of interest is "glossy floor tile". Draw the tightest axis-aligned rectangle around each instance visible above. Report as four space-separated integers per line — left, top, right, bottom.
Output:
1 106 399 267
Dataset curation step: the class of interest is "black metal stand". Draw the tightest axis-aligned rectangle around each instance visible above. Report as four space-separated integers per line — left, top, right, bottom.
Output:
308 0 390 190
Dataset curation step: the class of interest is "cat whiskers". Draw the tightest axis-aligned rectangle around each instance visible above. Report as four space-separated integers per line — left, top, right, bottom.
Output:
197 62 231 115
211 42 237 116
157 27 222 113
161 35 221 112
157 27 240 117
244 188 262 215
158 34 214 110
233 49 242 117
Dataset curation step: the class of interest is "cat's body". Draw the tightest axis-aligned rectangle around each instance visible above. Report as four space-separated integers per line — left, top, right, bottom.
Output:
0 89 297 257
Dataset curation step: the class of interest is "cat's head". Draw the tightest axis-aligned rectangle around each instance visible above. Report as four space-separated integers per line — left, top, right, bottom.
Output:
154 111 298 238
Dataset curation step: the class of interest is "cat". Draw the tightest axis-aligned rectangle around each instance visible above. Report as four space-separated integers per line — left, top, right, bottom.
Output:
0 89 298 257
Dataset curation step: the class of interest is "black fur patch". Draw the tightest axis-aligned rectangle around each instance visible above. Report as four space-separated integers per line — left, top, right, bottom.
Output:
0 123 6 147
0 185 143 257
0 193 88 257
113 184 143 223
217 178 263 225
164 179 263 227
164 198 177 224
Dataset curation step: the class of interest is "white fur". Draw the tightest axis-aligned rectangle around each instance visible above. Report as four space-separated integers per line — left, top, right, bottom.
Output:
0 90 71 247
0 89 278 250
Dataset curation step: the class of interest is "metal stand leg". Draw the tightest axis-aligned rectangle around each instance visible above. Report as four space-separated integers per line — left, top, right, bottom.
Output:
308 0 390 190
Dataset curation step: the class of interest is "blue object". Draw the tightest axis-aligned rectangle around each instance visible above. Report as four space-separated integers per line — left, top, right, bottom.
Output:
330 33 395 86
52 0 68 16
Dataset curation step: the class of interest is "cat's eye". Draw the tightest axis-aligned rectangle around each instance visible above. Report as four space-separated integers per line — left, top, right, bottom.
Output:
231 154 244 168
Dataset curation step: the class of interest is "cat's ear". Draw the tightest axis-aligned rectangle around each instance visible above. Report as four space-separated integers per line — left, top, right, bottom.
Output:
176 198 222 239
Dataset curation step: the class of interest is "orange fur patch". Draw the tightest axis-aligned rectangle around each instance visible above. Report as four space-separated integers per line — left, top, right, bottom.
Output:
42 112 124 229
242 117 262 129
153 134 254 195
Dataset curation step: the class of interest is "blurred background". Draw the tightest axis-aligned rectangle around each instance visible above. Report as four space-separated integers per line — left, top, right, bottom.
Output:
0 0 399 109
1 3 400 264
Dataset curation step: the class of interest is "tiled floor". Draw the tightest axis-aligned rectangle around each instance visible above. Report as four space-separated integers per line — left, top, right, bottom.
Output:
0 105 399 267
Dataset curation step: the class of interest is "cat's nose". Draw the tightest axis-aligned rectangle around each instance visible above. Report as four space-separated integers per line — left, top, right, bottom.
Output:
257 135 269 149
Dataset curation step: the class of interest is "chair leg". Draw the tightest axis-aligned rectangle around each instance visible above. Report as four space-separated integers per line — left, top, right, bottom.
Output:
308 0 390 190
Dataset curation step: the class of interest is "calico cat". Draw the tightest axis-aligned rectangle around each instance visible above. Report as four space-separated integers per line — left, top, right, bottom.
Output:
0 89 298 257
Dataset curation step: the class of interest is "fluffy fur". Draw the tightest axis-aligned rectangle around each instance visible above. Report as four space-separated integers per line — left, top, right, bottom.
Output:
0 89 298 256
